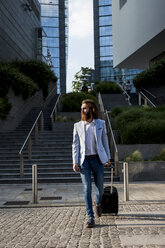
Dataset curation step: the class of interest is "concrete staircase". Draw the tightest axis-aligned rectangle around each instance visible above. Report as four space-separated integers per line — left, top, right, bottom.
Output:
0 91 123 184
0 117 119 184
101 94 130 111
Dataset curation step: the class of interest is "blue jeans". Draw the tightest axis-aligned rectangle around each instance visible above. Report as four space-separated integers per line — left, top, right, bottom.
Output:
79 155 104 219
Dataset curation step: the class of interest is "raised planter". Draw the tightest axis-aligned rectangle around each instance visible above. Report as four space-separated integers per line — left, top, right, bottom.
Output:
56 112 80 122
0 82 56 131
117 144 165 160
118 161 165 182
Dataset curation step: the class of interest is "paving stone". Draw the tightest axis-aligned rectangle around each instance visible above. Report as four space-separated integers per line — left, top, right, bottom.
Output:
0 200 165 247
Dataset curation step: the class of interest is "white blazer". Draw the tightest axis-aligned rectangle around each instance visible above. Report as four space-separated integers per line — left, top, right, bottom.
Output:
72 119 111 166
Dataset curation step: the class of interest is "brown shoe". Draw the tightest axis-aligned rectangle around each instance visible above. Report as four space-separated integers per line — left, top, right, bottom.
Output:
94 203 102 217
86 218 95 228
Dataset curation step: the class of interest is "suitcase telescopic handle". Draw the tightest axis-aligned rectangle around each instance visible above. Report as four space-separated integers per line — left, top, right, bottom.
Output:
110 167 113 194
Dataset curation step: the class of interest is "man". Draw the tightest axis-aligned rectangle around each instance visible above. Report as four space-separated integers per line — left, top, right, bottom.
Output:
72 99 111 228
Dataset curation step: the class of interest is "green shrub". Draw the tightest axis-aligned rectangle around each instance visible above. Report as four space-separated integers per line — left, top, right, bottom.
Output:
9 60 57 98
151 148 165 161
94 81 122 94
0 64 38 100
61 92 97 112
0 97 12 119
133 60 165 89
110 106 128 118
113 106 165 144
0 60 57 119
124 150 143 162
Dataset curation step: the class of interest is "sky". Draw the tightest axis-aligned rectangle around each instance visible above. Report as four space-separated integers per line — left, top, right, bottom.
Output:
66 0 94 93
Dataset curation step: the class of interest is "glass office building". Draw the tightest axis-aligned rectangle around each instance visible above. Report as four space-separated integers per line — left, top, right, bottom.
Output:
39 0 68 93
93 0 142 85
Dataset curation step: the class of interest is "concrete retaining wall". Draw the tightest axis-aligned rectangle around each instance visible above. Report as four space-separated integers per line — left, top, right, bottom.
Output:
0 82 57 131
56 112 80 122
117 144 165 160
118 161 165 182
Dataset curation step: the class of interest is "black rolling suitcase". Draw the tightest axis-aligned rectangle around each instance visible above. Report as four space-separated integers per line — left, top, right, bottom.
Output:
101 166 119 215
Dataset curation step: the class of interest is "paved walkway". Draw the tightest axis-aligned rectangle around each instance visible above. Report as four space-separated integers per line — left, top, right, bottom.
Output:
0 182 165 247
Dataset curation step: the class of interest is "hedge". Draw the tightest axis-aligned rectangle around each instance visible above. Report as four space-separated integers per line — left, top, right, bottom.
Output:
61 92 97 112
0 64 38 99
94 81 122 94
9 60 57 98
133 60 165 89
112 106 165 144
0 60 57 119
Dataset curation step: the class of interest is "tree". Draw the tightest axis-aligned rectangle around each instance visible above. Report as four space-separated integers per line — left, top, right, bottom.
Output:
72 67 95 92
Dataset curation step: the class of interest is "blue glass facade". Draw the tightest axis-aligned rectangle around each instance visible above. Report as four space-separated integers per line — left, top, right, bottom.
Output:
94 0 142 85
39 0 68 93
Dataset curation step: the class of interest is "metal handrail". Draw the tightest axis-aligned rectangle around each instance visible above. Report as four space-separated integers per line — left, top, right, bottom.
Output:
105 110 119 176
46 85 57 101
105 110 118 154
98 92 119 176
19 110 44 178
98 92 105 119
117 83 131 105
139 91 156 107
50 93 61 130
141 87 156 99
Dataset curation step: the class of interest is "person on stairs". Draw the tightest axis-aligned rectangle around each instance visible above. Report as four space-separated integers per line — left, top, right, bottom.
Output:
72 99 111 228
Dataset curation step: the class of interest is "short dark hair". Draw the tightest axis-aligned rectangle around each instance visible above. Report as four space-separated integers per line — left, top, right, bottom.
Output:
82 99 98 119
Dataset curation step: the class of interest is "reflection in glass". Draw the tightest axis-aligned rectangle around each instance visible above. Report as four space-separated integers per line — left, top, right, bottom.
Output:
51 58 60 67
100 56 113 61
40 0 58 3
49 47 59 57
99 6 112 16
100 26 112 36
42 17 59 27
99 0 112 6
44 27 59 37
39 0 68 93
100 36 113 46
41 5 58 17
100 46 113 56
99 16 112 26
47 38 59 47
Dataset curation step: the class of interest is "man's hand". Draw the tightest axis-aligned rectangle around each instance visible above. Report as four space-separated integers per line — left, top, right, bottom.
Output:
104 160 111 168
73 163 79 172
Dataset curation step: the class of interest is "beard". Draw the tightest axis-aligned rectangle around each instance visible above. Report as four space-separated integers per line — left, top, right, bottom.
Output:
81 111 92 121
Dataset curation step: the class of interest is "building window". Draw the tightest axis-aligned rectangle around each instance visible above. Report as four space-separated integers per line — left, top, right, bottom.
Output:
100 26 112 36
100 36 113 46
99 6 112 16
119 0 127 9
99 0 112 6
42 17 59 27
100 46 113 56
99 16 112 26
41 4 58 17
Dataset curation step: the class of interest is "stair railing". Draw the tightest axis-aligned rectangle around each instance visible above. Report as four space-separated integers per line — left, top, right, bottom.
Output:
50 93 61 130
105 110 119 177
138 91 156 107
98 92 105 119
98 92 119 176
117 83 131 105
19 111 44 178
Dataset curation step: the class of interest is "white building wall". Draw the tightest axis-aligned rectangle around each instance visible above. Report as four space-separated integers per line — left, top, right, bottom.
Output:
112 0 165 69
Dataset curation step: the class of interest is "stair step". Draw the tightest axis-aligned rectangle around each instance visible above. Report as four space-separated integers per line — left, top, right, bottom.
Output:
0 176 119 184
